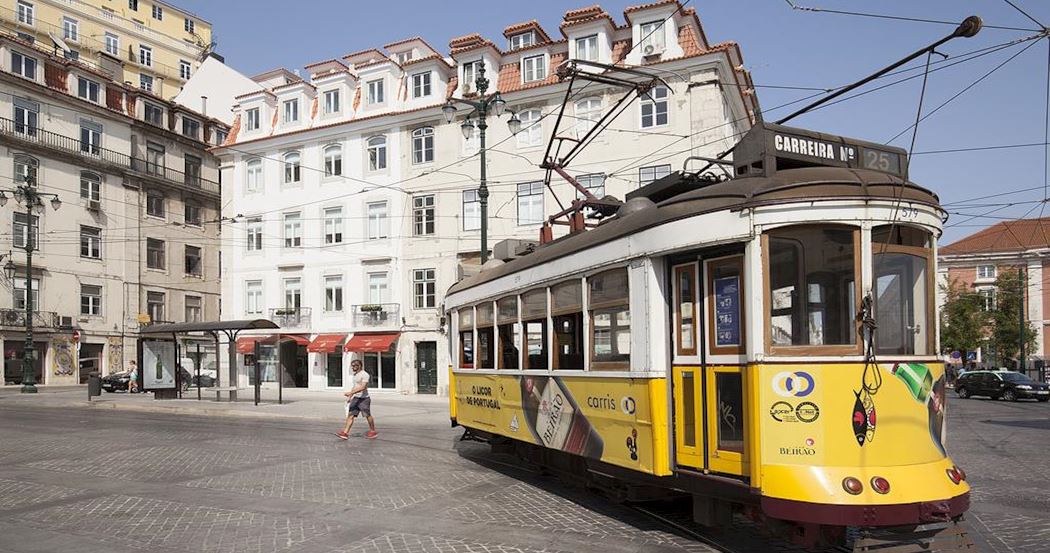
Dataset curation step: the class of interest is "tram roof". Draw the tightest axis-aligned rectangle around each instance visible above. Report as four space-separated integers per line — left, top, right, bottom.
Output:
447 166 939 297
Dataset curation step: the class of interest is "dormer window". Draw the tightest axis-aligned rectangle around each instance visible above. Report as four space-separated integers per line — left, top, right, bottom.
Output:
367 79 384 105
509 31 535 51
283 99 299 123
412 71 431 98
245 107 260 131
639 20 666 55
323 89 340 114
462 60 482 90
77 77 100 103
397 51 412 64
11 51 38 80
575 35 598 61
182 117 200 139
522 54 546 83
144 102 163 125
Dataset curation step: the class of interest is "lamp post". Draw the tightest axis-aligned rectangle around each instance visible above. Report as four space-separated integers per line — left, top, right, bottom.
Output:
0 174 61 393
442 63 521 265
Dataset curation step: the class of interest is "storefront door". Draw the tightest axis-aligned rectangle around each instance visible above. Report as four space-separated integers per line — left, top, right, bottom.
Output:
326 353 343 388
416 341 437 394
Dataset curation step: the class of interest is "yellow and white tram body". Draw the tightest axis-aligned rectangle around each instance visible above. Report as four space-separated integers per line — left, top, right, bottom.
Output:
445 123 968 536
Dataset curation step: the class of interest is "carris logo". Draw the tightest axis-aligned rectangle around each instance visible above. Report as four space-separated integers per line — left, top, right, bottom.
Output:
772 371 815 398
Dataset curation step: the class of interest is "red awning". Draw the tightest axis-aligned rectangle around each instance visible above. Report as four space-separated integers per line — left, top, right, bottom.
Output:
307 334 347 353
344 332 400 353
278 334 310 346
236 335 274 354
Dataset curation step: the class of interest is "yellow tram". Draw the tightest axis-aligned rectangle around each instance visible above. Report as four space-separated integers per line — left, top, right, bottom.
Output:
445 122 968 545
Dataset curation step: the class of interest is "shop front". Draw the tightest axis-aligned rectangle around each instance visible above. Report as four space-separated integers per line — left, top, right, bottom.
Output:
344 332 400 391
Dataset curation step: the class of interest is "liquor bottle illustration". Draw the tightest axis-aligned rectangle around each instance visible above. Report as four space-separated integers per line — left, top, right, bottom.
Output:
519 375 604 459
892 363 933 402
155 355 164 381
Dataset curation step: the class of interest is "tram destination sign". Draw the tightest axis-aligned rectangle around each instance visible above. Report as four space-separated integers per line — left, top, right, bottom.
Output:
734 123 908 179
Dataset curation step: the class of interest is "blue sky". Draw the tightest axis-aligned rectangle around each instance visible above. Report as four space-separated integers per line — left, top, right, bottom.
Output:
179 0 1050 244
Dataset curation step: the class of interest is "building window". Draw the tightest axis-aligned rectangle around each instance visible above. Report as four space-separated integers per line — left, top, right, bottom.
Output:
213 130 227 146
128 0 137 10
641 86 669 128
283 212 302 248
522 54 546 83
139 74 153 91
184 203 201 226
411 71 431 98
80 284 102 316
246 159 262 192
367 79 384 105
17 1 34 25
977 265 997 280
179 60 191 80
11 51 37 80
509 31 535 50
151 5 162 20
639 20 666 54
13 276 39 311
517 182 544 225
411 127 434 164
366 136 387 171
462 60 481 90
146 192 164 217
144 102 163 125
245 108 260 131
324 207 343 244
323 89 340 114
184 245 202 276
245 280 263 315
80 121 102 155
516 108 541 147
147 291 165 323
638 164 671 185
282 99 298 123
63 17 78 41
104 32 119 56
979 288 996 312
185 295 202 322
323 144 343 177
413 269 436 309
246 217 262 251
284 278 302 310
367 201 389 239
368 272 389 304
13 154 37 185
575 173 605 199
79 171 101 202
145 142 165 176
80 225 101 259
13 213 37 249
575 34 598 61
413 195 435 236
146 238 165 270
184 18 194 33
574 97 601 138
184 154 201 185
463 189 480 231
13 98 39 138
182 117 200 139
139 45 152 67
324 275 344 312
77 77 100 103
283 152 301 183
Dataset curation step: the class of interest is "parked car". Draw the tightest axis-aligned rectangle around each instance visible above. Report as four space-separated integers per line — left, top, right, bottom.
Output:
101 370 135 393
955 370 1050 402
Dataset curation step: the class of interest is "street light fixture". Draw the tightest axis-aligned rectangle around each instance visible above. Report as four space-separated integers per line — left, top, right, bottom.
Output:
3 258 14 281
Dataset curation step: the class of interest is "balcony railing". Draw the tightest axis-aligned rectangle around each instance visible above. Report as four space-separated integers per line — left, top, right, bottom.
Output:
270 307 311 328
0 117 220 195
352 303 400 328
0 309 58 328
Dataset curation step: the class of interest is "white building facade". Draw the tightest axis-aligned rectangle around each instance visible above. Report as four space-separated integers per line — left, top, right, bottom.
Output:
217 1 757 395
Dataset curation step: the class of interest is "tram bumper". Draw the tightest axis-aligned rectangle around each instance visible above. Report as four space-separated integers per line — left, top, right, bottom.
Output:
761 492 969 527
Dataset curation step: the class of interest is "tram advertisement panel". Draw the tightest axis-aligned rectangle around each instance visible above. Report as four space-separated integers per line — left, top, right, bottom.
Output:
759 363 947 467
453 373 665 475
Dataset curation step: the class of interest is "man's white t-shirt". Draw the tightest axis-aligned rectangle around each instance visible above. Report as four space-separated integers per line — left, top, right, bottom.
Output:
351 370 370 399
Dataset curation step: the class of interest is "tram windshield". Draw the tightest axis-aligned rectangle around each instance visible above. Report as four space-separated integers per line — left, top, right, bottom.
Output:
872 225 932 355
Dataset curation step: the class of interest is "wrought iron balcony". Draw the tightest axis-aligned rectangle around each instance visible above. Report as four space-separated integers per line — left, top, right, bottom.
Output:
352 303 400 328
0 117 220 195
0 309 58 328
270 307 312 328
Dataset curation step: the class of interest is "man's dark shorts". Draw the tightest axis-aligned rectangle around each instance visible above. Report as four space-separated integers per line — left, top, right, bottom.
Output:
347 396 371 417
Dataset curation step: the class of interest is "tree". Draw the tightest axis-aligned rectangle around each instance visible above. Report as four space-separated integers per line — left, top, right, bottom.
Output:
939 278 984 358
990 268 1038 369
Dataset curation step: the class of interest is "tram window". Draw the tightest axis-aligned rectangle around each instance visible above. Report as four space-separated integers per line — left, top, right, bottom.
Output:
459 308 474 368
873 225 932 355
552 280 584 369
590 268 630 369
477 302 495 369
497 296 520 370
708 256 745 355
522 289 548 370
674 264 697 356
767 226 858 350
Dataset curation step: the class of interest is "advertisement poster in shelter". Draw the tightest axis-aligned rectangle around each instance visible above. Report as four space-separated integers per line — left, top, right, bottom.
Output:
142 340 176 389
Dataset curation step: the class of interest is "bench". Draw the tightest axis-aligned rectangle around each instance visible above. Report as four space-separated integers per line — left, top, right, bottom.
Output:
212 386 248 402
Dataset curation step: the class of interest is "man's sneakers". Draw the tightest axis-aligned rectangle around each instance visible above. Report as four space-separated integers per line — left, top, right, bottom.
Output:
366 430 378 439
335 431 349 440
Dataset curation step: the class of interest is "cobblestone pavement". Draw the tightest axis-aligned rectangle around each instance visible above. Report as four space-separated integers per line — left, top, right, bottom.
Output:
0 394 1044 553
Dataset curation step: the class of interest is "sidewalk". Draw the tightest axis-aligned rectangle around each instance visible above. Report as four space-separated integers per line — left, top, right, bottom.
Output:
0 385 450 422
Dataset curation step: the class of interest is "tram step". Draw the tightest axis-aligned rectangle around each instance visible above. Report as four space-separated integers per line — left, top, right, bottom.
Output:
852 520 975 553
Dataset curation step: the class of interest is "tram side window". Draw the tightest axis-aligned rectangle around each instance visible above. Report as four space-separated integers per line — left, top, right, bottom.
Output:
459 308 474 368
551 280 584 369
497 296 521 370
521 289 548 370
767 226 858 349
872 225 932 355
590 268 630 369
476 302 495 369
674 264 697 357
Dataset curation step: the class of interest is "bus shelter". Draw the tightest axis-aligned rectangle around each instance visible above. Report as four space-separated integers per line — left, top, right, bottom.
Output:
139 319 279 404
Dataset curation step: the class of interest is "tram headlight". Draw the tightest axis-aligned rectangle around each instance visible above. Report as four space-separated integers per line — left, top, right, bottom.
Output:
946 467 963 484
870 476 890 494
842 476 864 495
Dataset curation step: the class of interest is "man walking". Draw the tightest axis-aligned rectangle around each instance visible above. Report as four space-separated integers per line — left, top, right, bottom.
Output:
336 359 377 440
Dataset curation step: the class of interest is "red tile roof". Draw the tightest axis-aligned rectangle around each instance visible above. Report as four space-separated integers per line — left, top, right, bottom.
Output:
941 218 1050 255
503 20 553 43
560 5 616 33
304 58 349 71
383 36 441 56
623 0 681 22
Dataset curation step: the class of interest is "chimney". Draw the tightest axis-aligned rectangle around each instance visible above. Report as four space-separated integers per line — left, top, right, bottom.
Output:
200 95 208 116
